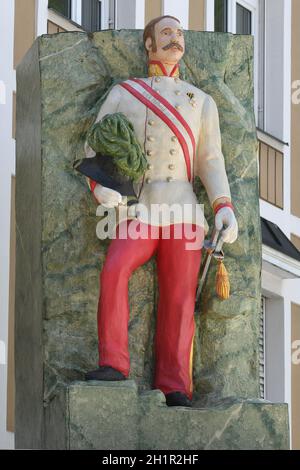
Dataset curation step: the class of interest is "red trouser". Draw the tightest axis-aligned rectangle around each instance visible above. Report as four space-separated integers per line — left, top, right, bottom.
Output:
97 219 203 399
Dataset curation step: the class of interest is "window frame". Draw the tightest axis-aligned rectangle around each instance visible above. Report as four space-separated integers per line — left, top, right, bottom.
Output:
214 0 259 127
227 0 257 34
71 0 82 25
101 0 111 30
48 0 112 31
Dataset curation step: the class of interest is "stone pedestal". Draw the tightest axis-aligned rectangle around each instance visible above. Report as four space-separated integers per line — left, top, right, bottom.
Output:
15 30 289 449
47 382 289 450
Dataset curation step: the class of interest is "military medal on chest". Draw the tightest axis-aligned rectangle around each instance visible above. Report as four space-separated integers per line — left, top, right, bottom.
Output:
187 91 197 107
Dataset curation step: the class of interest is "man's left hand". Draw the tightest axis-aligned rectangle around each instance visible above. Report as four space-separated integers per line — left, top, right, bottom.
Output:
215 207 238 244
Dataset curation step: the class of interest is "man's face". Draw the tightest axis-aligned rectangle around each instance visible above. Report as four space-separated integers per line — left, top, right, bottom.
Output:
147 17 185 64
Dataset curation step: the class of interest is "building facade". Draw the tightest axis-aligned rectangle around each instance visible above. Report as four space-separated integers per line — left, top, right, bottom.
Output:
0 0 299 449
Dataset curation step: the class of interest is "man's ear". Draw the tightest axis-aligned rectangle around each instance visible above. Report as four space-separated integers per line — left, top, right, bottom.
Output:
145 37 152 53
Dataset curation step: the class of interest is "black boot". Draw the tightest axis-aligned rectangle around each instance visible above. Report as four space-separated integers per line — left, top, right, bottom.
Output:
85 366 126 381
165 391 192 407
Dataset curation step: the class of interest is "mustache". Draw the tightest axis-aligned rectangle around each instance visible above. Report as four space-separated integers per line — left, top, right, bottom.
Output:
162 42 184 52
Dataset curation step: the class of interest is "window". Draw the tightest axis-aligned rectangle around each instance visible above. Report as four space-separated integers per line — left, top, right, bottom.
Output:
48 0 112 31
215 1 262 132
214 1 255 36
236 3 252 34
82 0 102 32
215 0 228 32
48 0 72 19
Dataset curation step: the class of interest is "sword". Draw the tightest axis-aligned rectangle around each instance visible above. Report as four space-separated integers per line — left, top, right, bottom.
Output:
195 226 225 306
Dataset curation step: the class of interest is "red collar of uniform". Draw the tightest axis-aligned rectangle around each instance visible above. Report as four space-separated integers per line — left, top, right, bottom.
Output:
148 61 180 78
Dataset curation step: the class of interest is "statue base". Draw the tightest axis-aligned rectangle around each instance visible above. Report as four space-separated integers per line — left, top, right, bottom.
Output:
45 381 289 450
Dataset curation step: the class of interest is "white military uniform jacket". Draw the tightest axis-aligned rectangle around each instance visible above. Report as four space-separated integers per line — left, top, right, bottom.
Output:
85 74 231 237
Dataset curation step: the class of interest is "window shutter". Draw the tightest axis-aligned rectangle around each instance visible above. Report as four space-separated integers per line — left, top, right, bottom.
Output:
82 0 102 32
215 0 228 33
259 296 266 399
236 3 252 35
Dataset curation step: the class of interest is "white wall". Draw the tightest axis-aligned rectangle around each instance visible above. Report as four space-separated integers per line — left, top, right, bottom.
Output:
134 0 145 29
162 0 189 28
116 0 137 29
36 0 48 36
264 0 285 140
115 0 146 29
205 0 215 31
0 0 16 450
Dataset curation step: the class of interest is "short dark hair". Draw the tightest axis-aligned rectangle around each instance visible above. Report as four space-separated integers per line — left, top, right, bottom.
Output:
143 15 181 55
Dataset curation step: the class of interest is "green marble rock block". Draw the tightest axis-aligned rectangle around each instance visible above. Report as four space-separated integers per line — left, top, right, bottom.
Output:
15 29 289 449
64 382 289 450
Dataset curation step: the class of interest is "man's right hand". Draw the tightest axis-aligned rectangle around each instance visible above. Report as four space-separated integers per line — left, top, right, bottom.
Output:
93 184 122 208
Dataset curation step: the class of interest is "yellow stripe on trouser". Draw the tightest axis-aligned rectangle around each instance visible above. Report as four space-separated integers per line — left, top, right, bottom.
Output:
189 333 195 394
86 176 92 191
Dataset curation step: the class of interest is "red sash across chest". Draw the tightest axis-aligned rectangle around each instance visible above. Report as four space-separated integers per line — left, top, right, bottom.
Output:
119 78 196 183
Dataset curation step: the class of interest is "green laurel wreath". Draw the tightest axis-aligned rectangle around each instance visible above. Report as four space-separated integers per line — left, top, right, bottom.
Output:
87 112 147 182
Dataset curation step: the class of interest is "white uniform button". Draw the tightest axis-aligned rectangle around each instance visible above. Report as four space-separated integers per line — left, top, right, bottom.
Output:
147 150 153 156
168 164 175 170
154 89 160 94
175 104 181 110
147 136 155 142
169 149 176 156
155 77 161 83
175 90 181 96
171 136 177 142
146 178 152 184
128 205 137 218
175 78 180 83
147 164 153 170
167 177 174 182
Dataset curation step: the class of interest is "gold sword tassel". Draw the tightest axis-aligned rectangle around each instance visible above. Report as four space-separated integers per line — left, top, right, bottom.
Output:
196 228 231 306
215 259 230 300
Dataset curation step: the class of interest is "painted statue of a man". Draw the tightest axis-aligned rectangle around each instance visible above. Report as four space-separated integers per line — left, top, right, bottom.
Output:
84 15 238 407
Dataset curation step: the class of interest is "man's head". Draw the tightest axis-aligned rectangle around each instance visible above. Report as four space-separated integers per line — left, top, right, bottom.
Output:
143 16 185 65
